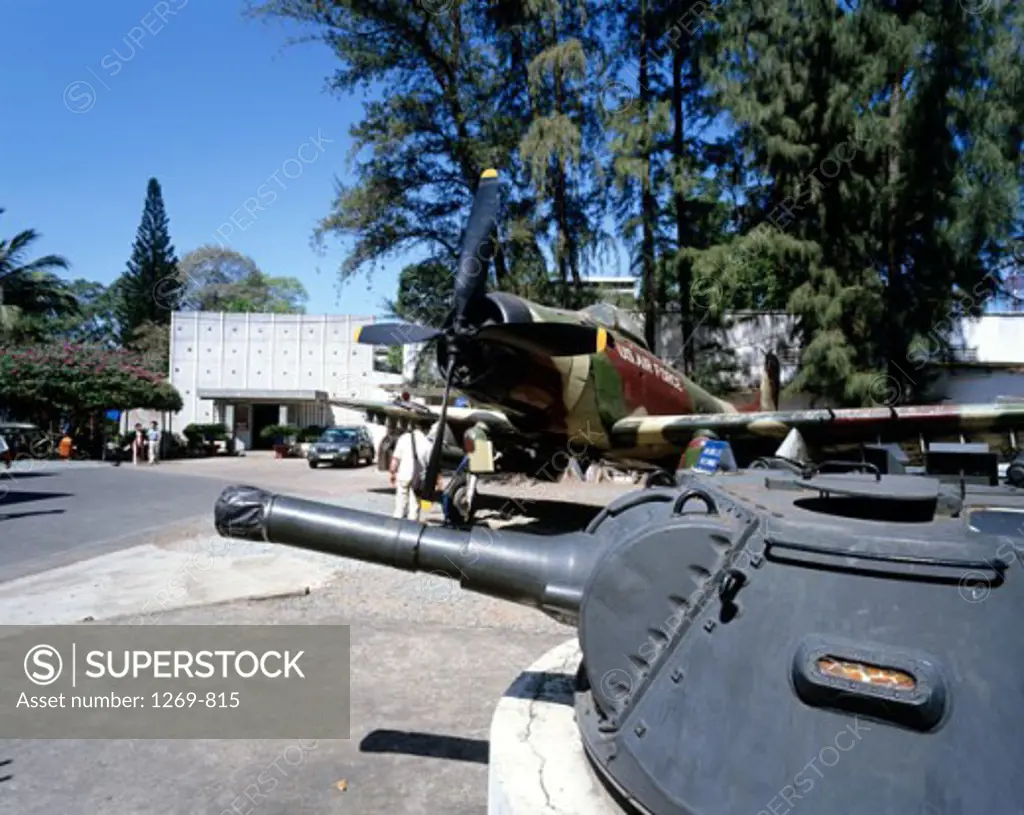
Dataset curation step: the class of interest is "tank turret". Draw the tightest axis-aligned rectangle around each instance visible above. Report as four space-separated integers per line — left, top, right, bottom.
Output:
215 467 1024 814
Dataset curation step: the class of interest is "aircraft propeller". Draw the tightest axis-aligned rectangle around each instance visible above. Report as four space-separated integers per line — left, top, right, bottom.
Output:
354 169 603 500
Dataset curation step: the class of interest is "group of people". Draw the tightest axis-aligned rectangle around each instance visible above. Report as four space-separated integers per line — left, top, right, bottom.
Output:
127 421 162 465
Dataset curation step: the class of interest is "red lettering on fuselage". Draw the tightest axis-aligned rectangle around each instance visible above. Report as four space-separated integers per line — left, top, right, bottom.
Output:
607 340 693 415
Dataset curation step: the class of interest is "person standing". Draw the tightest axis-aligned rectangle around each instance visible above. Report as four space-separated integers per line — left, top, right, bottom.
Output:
389 423 430 521
131 423 147 465
147 421 161 465
0 432 10 470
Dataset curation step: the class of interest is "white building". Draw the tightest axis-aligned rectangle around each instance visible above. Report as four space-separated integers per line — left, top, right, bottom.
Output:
127 311 405 450
580 276 639 307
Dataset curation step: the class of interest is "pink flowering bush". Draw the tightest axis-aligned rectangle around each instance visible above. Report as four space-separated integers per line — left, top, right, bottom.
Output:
0 342 183 414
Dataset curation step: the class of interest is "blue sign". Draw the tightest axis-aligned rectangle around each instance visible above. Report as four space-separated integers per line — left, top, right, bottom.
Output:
454 397 470 407
694 440 738 474
105 409 121 421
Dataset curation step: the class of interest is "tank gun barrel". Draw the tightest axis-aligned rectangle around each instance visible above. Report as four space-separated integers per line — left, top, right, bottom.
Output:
214 485 600 625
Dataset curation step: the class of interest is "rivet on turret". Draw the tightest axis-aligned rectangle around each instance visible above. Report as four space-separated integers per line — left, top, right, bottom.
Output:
634 723 647 738
670 668 684 683
751 554 764 568
703 619 716 632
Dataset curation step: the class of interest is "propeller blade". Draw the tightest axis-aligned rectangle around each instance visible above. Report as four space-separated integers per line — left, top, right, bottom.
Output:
453 169 500 323
476 322 609 357
418 357 456 503
354 323 440 346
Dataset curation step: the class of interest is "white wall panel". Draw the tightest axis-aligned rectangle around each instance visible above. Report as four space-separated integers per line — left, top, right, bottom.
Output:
168 311 402 434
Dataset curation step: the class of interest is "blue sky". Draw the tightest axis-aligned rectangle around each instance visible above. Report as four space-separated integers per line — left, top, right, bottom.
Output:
0 0 398 316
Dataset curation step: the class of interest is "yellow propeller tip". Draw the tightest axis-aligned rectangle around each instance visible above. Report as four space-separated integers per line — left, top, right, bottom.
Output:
353 326 362 342
481 168 498 179
596 327 608 353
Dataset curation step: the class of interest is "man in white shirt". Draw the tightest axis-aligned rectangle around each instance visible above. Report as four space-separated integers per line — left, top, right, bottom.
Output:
389 424 431 521
146 421 161 465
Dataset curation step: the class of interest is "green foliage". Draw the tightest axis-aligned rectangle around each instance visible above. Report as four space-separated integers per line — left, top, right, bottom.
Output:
0 343 183 418
176 246 308 313
12 279 118 345
0 208 75 339
114 178 180 346
183 423 229 444
259 423 300 442
297 425 326 442
692 0 1023 404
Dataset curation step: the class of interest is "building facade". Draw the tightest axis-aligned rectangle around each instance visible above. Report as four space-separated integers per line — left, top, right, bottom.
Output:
136 311 404 450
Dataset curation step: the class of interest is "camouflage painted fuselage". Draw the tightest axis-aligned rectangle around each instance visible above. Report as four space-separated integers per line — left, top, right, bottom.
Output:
447 294 741 464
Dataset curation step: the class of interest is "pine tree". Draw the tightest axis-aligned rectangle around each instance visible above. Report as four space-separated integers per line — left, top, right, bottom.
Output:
694 0 888 405
517 0 609 308
115 178 179 347
658 0 729 376
606 0 673 352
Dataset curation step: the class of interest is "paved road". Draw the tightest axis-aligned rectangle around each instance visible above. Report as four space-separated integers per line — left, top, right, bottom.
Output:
0 461 236 583
0 455 630 584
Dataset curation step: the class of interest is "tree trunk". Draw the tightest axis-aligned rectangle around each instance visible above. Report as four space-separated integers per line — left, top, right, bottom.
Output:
672 45 694 373
639 0 657 353
551 12 578 308
885 70 903 389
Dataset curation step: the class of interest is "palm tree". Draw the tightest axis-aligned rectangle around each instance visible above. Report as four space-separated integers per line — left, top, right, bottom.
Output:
0 208 76 337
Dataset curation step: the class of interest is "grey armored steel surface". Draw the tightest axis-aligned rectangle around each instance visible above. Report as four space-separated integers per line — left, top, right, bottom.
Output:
215 471 1024 815
215 484 602 624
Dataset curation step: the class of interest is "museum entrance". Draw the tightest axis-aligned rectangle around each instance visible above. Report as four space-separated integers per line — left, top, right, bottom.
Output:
251 403 280 450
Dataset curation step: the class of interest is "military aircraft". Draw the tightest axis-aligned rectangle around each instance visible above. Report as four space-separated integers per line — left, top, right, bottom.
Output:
339 169 1024 525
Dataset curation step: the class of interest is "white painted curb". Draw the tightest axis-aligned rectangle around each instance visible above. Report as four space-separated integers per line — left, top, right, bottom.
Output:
487 638 622 814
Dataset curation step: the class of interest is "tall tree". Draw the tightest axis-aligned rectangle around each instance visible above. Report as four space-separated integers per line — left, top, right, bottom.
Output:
248 0 614 309
0 208 75 339
176 246 308 313
606 0 671 352
114 178 179 347
517 0 609 308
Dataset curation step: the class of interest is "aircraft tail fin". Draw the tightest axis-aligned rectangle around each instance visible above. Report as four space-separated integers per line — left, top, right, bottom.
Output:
735 350 780 413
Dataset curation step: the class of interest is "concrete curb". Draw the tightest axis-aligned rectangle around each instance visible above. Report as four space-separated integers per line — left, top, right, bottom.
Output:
487 638 621 814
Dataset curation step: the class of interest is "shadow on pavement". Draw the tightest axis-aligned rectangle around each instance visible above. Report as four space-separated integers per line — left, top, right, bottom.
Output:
0 472 57 481
0 509 66 522
0 758 11 783
0 491 73 507
474 494 603 535
503 670 575 706
359 729 489 764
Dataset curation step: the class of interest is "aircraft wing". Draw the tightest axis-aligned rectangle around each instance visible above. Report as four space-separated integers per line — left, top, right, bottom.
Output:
610 403 1024 448
330 397 519 435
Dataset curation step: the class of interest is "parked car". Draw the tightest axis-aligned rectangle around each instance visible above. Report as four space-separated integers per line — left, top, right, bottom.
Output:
307 426 375 468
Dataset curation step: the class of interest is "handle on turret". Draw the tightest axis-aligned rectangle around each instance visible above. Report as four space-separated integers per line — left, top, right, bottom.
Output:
214 485 600 625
